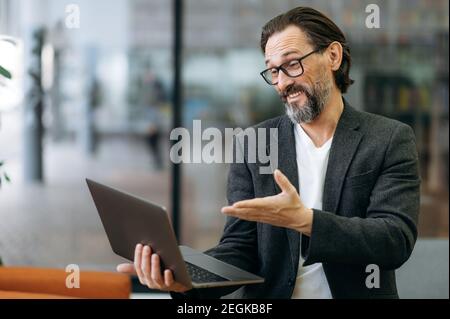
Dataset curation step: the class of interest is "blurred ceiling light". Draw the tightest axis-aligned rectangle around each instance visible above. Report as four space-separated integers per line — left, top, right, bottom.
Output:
41 43 54 91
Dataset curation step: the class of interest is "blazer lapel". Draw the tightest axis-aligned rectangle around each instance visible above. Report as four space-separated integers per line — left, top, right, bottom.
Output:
269 116 300 276
269 101 362 275
322 101 362 213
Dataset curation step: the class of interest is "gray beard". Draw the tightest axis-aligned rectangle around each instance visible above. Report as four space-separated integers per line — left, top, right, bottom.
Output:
285 98 321 124
284 77 332 124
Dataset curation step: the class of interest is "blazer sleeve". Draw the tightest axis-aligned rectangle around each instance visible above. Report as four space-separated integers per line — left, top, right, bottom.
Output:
171 136 259 299
303 124 421 270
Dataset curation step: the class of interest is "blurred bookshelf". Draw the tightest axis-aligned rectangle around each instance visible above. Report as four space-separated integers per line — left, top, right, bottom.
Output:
354 30 449 238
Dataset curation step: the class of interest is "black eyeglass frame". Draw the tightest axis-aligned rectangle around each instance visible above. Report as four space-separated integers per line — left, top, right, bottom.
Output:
260 48 324 85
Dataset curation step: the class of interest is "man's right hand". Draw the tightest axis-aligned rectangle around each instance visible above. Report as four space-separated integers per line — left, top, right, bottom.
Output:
117 243 191 293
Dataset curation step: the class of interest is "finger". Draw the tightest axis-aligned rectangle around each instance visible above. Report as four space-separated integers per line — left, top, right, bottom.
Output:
164 269 191 292
141 245 154 286
225 205 273 215
222 207 265 221
221 206 233 213
225 206 282 224
116 263 136 274
164 269 174 287
151 254 164 287
134 244 145 284
231 195 277 209
274 169 296 194
172 282 191 293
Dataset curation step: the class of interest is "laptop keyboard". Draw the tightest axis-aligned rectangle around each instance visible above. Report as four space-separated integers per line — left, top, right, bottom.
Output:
185 262 229 283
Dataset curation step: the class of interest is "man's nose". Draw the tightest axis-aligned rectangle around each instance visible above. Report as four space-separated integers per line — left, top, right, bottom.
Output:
276 70 294 93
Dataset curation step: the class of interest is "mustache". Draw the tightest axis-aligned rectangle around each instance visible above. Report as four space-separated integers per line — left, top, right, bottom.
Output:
279 84 313 103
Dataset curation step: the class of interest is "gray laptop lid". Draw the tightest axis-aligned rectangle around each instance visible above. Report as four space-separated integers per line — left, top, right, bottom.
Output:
86 178 192 288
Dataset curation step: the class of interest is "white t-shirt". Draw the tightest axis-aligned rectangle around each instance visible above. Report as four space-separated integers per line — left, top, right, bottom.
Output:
291 123 333 299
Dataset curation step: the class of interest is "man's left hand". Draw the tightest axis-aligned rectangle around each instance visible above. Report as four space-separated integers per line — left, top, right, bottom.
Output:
221 169 313 236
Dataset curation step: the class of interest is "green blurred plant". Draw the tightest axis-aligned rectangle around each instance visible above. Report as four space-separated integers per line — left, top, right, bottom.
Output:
0 65 12 79
0 161 10 189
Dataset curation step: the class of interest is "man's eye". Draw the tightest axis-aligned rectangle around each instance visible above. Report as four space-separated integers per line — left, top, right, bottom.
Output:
270 69 279 76
288 60 300 68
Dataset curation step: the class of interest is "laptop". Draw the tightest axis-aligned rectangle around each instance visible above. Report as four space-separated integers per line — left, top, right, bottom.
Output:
86 179 264 289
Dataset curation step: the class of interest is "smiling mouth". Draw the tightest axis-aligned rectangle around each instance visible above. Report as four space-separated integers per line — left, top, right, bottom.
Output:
288 91 303 99
283 86 308 102
281 85 311 103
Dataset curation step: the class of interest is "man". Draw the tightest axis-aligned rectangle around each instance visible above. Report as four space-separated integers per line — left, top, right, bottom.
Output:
117 7 420 299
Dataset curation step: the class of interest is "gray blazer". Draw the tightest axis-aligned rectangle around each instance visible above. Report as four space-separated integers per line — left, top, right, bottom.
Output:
174 99 420 299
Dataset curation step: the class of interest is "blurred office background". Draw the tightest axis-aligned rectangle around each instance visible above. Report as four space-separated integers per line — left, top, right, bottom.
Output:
0 0 448 298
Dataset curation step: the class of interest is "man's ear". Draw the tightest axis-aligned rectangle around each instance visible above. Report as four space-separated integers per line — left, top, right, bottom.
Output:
327 41 343 71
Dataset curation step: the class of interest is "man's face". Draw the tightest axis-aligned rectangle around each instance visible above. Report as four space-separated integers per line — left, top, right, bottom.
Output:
264 25 333 124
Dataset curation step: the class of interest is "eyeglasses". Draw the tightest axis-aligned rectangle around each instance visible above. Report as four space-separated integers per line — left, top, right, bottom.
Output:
260 48 322 85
